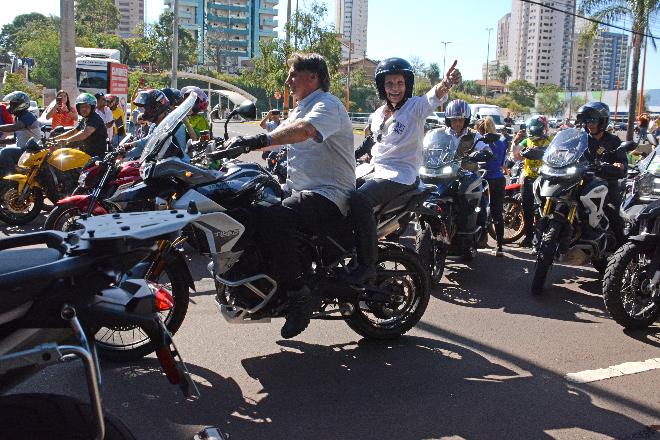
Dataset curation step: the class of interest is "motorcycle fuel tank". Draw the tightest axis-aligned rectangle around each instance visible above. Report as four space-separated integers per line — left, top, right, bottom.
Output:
48 148 91 172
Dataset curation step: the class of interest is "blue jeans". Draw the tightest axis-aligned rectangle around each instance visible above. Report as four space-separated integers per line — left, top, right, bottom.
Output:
0 147 24 176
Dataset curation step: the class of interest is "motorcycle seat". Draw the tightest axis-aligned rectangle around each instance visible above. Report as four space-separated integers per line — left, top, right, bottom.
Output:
0 248 62 276
374 183 435 217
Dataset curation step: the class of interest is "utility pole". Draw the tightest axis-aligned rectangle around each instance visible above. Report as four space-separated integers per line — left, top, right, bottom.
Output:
484 28 492 103
638 35 647 115
171 0 179 88
440 41 452 76
345 9 353 112
60 0 78 99
283 0 292 115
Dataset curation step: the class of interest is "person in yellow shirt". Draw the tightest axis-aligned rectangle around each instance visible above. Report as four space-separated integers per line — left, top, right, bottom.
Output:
106 94 126 147
512 115 552 247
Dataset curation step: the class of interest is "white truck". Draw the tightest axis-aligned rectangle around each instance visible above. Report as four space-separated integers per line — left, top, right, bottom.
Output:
469 104 505 131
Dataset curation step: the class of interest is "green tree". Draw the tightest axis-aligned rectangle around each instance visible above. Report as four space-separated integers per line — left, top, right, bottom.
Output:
455 79 481 96
537 83 563 116
579 0 660 140
22 27 61 89
130 12 197 70
508 79 537 107
569 95 587 115
75 0 120 35
242 38 287 108
496 64 512 85
425 63 441 84
285 1 341 71
0 13 54 54
2 73 44 104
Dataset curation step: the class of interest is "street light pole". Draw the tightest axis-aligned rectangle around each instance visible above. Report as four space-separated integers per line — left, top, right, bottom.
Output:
171 0 179 88
484 28 492 103
440 41 452 75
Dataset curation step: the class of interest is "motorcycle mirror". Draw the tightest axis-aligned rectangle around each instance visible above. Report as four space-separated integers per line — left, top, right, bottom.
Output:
620 141 637 152
234 101 257 120
482 133 500 144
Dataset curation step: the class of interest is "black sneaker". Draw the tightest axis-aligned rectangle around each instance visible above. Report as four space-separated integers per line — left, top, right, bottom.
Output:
281 286 319 339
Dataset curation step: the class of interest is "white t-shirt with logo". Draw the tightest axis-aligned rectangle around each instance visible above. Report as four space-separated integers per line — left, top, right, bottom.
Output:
369 88 445 185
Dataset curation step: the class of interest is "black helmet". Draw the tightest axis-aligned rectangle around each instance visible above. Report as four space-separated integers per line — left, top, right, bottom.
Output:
3 91 30 114
576 102 609 133
161 88 183 107
375 57 415 106
133 89 170 123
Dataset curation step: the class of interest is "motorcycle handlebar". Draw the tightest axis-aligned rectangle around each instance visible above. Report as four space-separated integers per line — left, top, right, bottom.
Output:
208 144 251 161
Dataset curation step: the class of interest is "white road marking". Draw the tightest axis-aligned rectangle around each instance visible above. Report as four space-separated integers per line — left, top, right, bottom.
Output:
565 358 660 383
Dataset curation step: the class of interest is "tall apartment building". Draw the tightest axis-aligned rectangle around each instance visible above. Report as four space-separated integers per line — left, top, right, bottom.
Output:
570 20 630 92
506 0 575 88
164 0 278 70
496 12 510 63
114 0 145 38
335 0 368 61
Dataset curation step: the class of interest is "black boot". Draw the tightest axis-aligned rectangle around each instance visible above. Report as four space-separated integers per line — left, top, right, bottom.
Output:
281 286 318 339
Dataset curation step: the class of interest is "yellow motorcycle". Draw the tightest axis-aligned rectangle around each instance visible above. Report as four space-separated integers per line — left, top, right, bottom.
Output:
0 138 91 225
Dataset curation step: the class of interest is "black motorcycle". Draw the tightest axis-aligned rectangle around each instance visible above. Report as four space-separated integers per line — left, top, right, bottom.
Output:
603 150 660 329
415 131 497 282
530 128 636 294
0 209 231 440
122 95 432 340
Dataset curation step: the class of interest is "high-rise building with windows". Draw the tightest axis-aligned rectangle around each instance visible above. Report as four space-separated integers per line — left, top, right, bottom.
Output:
114 0 145 38
164 0 278 71
335 0 368 61
506 0 575 88
496 12 510 63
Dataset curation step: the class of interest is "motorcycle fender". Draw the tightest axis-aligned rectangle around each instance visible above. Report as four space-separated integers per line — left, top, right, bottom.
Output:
628 234 660 245
539 179 568 198
56 194 108 215
2 174 31 193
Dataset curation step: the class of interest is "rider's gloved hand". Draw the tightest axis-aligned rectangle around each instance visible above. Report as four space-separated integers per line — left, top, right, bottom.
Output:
224 133 270 153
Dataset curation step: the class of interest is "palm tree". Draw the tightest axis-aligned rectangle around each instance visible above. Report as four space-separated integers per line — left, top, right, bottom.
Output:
579 0 659 140
496 64 512 85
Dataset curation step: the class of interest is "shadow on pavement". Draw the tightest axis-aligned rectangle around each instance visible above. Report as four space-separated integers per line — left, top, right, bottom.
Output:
433 246 610 324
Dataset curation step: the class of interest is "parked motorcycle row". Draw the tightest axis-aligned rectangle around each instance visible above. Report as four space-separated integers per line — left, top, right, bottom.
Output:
0 93 657 438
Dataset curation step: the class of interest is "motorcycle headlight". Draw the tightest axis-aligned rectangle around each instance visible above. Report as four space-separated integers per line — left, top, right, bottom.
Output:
17 152 30 167
637 174 660 201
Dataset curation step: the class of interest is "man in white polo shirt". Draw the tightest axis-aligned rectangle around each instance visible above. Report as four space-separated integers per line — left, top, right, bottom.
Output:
222 52 355 339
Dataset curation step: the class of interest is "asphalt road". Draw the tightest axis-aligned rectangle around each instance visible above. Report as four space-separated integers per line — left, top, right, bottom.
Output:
5 121 660 440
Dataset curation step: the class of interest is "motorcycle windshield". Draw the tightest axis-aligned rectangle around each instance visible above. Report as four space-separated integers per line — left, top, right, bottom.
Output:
543 128 588 168
423 136 456 169
139 93 197 162
643 151 660 176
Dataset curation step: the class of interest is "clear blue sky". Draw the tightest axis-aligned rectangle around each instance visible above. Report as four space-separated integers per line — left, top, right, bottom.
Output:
2 0 658 89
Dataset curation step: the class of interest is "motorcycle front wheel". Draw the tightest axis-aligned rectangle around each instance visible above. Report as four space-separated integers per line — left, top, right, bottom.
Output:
346 242 430 339
0 182 44 225
44 204 85 232
415 226 447 284
531 219 562 295
603 242 660 329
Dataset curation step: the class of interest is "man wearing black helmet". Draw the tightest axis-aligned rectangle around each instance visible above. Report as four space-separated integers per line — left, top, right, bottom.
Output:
0 91 42 175
346 57 462 283
576 102 626 245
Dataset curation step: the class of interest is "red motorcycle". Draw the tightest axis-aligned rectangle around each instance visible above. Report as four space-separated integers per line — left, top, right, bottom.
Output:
44 150 142 231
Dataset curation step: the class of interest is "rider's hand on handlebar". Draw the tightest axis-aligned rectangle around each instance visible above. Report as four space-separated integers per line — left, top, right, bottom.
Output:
224 133 270 152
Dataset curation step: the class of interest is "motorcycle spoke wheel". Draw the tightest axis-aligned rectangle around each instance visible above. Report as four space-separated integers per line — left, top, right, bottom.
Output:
603 242 660 329
501 197 525 243
0 184 43 225
346 245 430 339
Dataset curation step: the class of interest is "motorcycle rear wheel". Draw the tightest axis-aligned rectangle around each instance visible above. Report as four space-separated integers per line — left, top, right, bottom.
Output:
346 243 430 339
95 254 190 362
531 219 562 295
0 183 44 225
603 242 660 329
0 393 135 440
